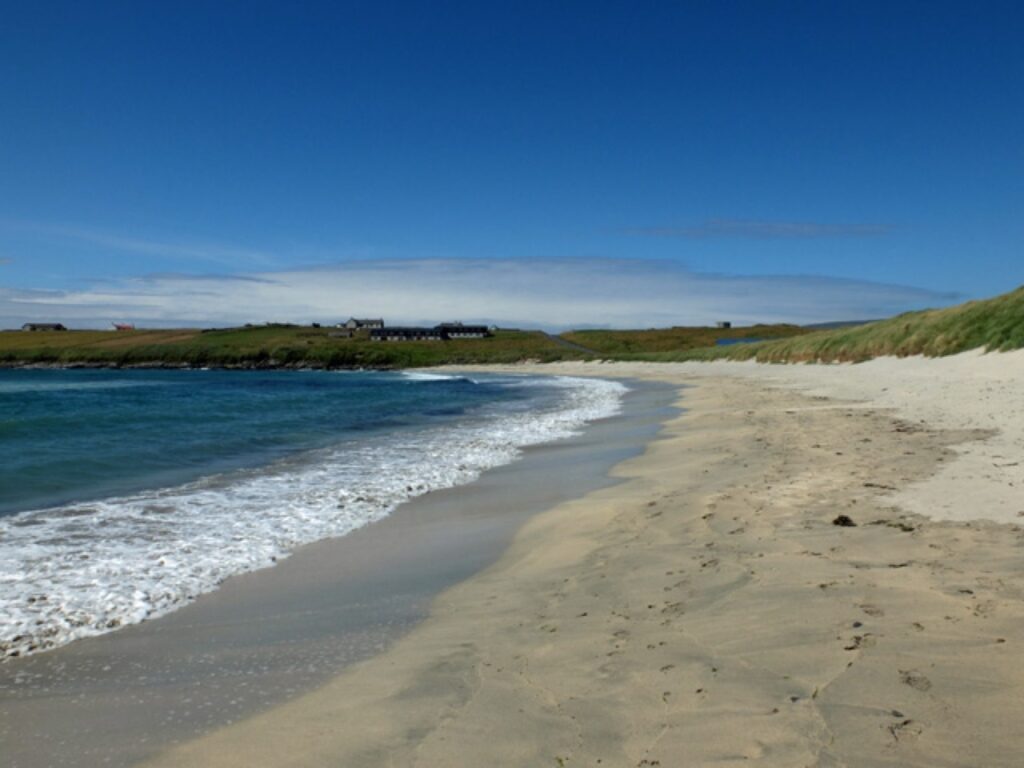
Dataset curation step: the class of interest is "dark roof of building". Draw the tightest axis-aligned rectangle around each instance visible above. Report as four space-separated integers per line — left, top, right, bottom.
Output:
371 326 442 334
370 324 491 339
22 322 67 330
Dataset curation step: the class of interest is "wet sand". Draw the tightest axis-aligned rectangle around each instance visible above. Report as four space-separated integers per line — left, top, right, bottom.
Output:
141 354 1024 767
0 380 677 767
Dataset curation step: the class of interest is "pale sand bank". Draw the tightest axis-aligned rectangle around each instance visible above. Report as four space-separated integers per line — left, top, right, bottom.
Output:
147 353 1024 767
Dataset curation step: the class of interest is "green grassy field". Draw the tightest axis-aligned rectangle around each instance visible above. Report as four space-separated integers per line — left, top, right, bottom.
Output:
0 322 809 368
0 327 586 368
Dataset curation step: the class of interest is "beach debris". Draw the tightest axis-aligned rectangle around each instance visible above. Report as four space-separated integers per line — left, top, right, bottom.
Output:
871 519 917 532
833 514 857 527
888 717 920 741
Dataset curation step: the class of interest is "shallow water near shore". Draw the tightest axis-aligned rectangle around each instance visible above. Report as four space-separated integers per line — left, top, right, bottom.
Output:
0 378 677 768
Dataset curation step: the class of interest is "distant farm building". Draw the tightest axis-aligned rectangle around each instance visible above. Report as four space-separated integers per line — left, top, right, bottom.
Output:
112 323 135 331
371 323 492 342
371 327 445 342
341 318 384 330
436 322 490 339
716 321 732 329
22 323 67 332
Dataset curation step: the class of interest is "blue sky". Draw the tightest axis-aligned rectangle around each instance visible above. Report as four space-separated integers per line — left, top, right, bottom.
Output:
1 1 1021 328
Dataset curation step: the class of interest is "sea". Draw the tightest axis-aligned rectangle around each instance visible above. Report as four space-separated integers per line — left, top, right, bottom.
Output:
0 368 626 659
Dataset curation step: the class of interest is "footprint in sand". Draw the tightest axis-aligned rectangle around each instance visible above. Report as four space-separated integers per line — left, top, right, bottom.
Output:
899 669 932 692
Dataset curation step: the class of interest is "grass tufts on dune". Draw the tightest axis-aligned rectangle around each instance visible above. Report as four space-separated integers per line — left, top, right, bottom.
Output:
663 285 1024 363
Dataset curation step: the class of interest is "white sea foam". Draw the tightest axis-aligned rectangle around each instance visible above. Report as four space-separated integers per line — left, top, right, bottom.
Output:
0 375 626 659
399 371 465 381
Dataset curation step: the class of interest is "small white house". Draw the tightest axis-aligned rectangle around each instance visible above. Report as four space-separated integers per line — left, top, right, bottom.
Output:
342 318 384 330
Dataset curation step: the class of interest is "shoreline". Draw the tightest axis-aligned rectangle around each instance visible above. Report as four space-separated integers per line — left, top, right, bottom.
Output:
143 354 1024 767
0 369 627 659
0 376 676 768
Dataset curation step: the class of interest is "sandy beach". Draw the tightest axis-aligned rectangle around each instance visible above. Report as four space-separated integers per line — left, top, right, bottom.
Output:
132 351 1024 767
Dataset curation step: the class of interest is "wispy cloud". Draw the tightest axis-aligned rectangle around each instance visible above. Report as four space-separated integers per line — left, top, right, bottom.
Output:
140 272 280 284
0 258 956 331
0 220 277 268
626 218 893 239
0 257 11 265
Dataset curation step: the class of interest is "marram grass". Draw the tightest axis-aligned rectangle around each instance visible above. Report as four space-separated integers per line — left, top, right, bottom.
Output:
661 285 1024 363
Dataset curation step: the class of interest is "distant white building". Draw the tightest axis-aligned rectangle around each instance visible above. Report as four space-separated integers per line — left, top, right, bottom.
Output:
340 318 384 330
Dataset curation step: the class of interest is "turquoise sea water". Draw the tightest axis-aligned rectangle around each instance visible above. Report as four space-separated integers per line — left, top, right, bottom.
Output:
0 368 625 657
0 369 529 517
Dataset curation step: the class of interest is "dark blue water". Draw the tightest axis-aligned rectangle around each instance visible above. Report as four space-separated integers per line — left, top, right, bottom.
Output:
715 337 764 346
0 369 522 518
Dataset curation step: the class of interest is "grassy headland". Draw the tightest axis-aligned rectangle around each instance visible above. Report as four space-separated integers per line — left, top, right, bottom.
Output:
0 327 586 369
0 322 811 369
3 286 1021 368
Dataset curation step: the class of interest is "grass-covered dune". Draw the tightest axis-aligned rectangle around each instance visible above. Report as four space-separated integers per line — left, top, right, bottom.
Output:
669 285 1024 363
0 326 585 368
